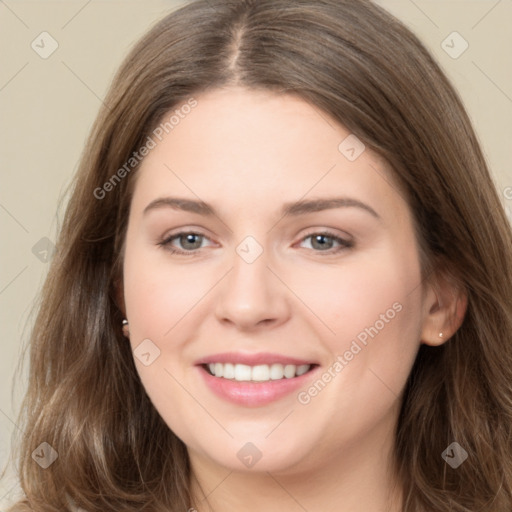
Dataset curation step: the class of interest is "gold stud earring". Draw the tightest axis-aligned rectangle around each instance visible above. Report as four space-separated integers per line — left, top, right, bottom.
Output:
122 319 130 338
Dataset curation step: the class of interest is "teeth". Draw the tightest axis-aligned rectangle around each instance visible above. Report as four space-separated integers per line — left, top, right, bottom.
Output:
252 365 269 381
270 363 284 380
283 364 296 378
223 363 235 379
296 364 310 376
234 364 252 381
206 363 312 381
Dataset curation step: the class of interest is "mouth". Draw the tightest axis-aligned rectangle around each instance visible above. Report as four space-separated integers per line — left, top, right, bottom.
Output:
201 362 318 382
195 354 320 407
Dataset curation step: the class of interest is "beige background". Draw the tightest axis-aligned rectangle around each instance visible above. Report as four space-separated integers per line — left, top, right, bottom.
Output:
0 0 511 506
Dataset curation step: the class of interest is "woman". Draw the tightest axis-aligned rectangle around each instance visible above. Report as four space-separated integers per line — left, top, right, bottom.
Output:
3 0 512 510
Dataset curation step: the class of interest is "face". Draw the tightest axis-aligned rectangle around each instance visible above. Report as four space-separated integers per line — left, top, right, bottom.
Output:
122 87 427 475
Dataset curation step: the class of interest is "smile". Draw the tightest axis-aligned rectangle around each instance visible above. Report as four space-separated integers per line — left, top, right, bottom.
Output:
197 362 320 407
205 362 313 381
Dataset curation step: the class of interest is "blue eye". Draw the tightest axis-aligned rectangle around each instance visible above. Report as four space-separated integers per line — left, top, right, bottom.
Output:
158 230 353 256
299 231 353 253
158 232 209 256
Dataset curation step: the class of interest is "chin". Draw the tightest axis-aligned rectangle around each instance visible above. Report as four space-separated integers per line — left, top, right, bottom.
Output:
186 432 319 475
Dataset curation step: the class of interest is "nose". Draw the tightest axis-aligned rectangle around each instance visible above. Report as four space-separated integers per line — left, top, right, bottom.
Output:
214 242 291 331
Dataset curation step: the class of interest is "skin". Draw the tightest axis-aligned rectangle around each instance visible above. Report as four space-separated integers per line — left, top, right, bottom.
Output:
121 87 467 512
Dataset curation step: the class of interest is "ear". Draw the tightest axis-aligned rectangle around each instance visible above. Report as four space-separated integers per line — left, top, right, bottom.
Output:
420 269 468 346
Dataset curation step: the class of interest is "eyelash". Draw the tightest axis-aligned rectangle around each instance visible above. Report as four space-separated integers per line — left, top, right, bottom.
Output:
157 229 354 257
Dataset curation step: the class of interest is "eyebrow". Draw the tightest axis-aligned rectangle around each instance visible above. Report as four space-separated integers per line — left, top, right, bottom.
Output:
143 196 380 219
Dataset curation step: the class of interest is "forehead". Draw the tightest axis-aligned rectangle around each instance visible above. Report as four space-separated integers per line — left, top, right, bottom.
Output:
153 87 344 168
132 87 407 223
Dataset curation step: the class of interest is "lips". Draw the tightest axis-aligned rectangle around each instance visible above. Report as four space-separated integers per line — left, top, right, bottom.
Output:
195 351 317 367
194 351 320 407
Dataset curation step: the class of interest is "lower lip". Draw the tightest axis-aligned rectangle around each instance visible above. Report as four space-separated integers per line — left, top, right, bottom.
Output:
196 365 319 407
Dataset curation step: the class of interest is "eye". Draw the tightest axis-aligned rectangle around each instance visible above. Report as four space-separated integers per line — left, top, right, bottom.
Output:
157 229 354 257
298 230 354 254
158 231 212 256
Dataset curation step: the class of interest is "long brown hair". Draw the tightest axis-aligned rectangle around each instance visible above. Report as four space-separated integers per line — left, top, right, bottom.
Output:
3 0 512 510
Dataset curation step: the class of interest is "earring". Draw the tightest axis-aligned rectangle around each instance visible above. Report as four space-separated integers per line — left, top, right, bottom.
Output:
122 319 129 338
438 332 443 338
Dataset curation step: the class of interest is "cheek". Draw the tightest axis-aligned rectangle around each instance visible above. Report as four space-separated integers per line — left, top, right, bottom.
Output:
325 242 423 397
123 240 210 337
296 250 423 440
312 243 423 395
122 241 200 426
296 245 421 342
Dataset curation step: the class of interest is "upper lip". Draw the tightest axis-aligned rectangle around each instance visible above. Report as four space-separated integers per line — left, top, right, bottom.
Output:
195 352 318 366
